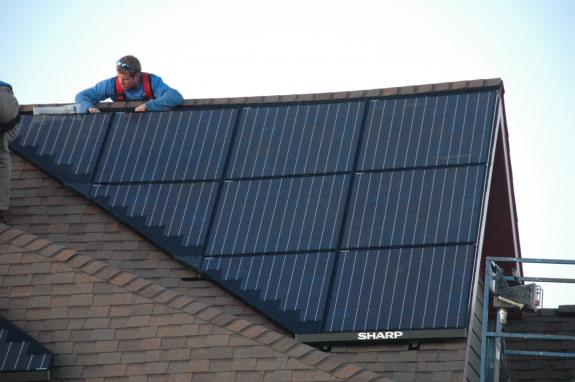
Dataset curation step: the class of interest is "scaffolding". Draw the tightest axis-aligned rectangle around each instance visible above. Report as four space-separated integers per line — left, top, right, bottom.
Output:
480 257 575 381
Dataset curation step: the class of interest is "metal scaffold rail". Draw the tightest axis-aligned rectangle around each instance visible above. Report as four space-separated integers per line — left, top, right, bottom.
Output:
480 257 575 382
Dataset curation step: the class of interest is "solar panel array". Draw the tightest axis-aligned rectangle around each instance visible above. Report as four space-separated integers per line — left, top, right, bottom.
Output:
0 315 53 372
12 89 498 335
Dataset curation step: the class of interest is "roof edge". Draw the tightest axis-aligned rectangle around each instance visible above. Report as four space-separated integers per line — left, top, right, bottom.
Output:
0 222 385 382
19 78 503 113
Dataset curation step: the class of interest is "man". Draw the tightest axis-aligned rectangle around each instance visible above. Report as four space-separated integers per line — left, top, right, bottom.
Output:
0 81 20 223
75 55 183 113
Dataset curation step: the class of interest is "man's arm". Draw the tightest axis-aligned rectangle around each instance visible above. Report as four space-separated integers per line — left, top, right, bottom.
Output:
75 78 116 113
144 75 184 111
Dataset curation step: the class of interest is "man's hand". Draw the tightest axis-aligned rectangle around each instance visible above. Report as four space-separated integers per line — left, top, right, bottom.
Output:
88 108 101 113
135 104 147 112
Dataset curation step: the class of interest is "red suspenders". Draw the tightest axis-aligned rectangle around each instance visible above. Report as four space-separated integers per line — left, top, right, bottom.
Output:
115 72 154 101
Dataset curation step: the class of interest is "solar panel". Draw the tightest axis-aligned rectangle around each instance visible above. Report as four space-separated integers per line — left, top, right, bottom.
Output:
0 316 53 372
202 252 336 331
14 113 110 178
95 109 237 183
325 245 475 332
227 102 364 178
206 174 351 256
357 91 496 171
91 182 218 249
11 86 502 339
343 166 487 249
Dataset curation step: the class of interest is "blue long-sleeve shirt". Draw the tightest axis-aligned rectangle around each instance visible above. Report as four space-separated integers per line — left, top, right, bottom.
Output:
75 73 183 113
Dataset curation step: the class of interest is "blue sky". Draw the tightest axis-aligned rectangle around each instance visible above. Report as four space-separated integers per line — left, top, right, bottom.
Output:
1 0 574 308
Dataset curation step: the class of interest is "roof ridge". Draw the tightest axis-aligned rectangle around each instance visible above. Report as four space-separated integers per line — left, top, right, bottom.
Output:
0 223 392 382
18 78 503 113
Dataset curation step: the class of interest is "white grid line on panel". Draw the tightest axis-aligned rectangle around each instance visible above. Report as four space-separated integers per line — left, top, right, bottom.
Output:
240 108 260 178
328 251 348 331
409 247 425 329
38 117 59 155
262 179 283 254
330 176 348 246
82 116 106 174
274 255 288 301
177 183 198 238
432 246 448 327
363 249 381 329
192 182 216 245
191 110 213 180
252 179 273 256
306 176 327 250
22 115 38 146
301 106 320 174
167 183 185 235
352 251 370 330
171 111 193 180
218 180 242 255
314 253 332 321
150 112 174 181
209 110 235 180
50 117 66 155
157 183 174 227
56 115 79 164
229 108 252 178
97 113 131 183
343 103 362 171
284 178 305 252
317 174 337 250
322 103 339 173
282 256 299 310
456 245 472 327
258 108 278 178
162 111 184 180
140 115 167 214
290 105 310 176
240 180 262 255
279 106 300 176
141 113 166 182
313 104 330 173
65 116 86 169
374 248 392 329
250 108 270 178
181 110 205 180
124 113 147 183
386 248 404 329
420 246 437 328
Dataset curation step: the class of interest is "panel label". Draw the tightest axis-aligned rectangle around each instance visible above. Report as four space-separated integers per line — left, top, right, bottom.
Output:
357 331 403 340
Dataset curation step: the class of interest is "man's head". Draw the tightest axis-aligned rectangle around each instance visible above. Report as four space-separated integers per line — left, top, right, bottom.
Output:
116 55 142 91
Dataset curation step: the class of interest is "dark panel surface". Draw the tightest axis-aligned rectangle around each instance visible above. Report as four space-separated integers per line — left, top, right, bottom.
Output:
206 175 351 256
95 109 237 182
357 91 496 171
202 252 336 329
14 113 110 176
325 245 476 332
343 166 487 248
91 182 218 248
227 102 364 178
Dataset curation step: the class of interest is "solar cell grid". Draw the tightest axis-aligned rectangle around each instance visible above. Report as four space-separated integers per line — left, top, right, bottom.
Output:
15 114 110 175
91 182 218 247
11 87 501 337
343 166 487 249
202 252 336 322
325 245 475 332
95 109 237 183
358 91 496 171
206 174 351 256
227 102 364 178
